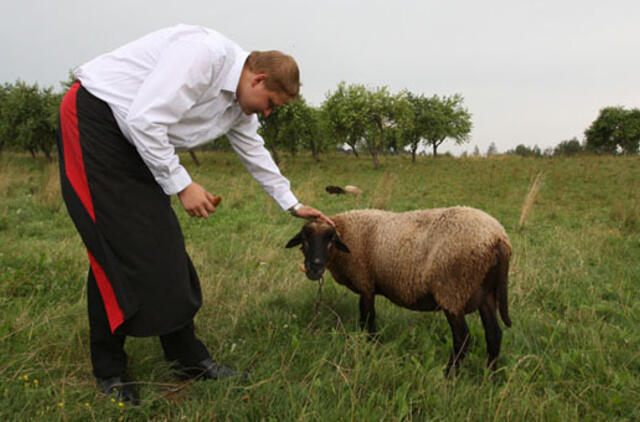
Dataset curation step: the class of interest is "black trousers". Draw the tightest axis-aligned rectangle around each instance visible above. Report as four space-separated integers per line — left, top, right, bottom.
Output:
88 267 210 379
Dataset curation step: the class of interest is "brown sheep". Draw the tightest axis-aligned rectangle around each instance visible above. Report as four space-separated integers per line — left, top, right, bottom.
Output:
286 207 512 374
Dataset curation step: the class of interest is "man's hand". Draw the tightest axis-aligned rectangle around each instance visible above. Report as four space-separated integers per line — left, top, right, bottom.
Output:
294 205 335 227
178 182 221 218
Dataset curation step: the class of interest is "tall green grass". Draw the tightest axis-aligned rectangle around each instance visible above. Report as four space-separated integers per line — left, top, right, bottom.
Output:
1 152 638 421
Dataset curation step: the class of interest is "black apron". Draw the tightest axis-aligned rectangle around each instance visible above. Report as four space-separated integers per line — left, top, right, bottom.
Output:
57 82 202 337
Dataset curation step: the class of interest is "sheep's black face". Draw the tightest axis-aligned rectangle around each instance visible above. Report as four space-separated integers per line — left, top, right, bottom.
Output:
286 223 350 281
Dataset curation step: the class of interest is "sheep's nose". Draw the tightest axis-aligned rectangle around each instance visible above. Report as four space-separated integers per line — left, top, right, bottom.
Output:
308 258 324 273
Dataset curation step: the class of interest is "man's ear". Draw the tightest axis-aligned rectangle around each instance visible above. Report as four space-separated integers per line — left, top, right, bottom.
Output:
334 234 350 253
285 231 303 248
251 73 268 87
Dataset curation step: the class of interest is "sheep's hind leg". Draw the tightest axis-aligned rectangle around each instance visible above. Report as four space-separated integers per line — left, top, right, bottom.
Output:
479 299 502 370
444 311 470 377
359 294 377 337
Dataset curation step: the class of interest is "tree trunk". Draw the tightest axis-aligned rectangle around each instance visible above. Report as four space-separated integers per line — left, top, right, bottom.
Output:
311 148 321 162
189 150 200 166
371 151 380 169
348 143 359 157
270 146 280 165
432 143 438 158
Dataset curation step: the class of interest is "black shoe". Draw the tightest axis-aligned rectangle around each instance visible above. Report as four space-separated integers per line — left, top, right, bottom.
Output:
178 358 247 381
96 376 140 406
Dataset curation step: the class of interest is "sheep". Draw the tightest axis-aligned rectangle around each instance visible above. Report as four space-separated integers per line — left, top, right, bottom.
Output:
286 207 512 374
325 185 364 195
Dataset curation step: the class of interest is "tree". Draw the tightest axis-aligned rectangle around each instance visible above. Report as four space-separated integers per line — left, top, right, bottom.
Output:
278 97 320 158
553 137 583 156
323 82 367 158
585 106 640 154
258 101 288 164
307 106 335 161
0 81 58 159
486 142 498 156
510 144 542 157
258 96 318 164
422 94 472 157
393 91 429 162
360 86 394 169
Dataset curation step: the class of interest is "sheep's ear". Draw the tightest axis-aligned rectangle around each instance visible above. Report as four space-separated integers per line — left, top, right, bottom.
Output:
334 235 350 253
285 231 303 248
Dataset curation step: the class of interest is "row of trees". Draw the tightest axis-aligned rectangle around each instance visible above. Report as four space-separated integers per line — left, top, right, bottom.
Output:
0 79 474 168
1 78 638 164
258 82 473 168
502 105 640 158
503 138 583 157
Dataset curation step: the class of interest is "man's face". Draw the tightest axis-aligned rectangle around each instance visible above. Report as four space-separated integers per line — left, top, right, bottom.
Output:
237 74 291 117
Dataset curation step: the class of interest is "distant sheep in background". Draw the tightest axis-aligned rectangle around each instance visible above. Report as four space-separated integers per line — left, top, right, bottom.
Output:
325 185 363 195
287 207 512 375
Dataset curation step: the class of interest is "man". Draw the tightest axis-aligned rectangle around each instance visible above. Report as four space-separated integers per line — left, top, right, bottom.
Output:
57 24 333 405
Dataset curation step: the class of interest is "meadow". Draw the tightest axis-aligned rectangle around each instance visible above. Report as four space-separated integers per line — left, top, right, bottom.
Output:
0 151 638 421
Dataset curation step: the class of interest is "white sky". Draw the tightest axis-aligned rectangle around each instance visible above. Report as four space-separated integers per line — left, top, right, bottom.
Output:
2 0 639 155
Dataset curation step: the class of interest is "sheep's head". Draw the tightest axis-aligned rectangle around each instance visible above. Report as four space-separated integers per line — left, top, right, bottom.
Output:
285 220 350 281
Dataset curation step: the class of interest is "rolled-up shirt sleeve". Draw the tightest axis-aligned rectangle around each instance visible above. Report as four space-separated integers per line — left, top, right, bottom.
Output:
227 116 298 211
126 40 216 195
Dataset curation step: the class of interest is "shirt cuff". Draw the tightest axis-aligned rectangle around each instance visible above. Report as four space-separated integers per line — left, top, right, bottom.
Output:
279 192 299 212
158 165 192 195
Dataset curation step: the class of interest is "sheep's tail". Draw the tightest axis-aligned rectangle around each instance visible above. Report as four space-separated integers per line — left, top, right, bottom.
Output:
496 239 512 327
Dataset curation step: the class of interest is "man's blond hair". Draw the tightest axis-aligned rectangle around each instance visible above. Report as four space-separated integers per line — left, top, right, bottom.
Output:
245 51 300 99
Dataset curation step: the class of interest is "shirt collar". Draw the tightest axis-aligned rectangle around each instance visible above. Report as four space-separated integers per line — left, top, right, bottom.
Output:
221 50 249 99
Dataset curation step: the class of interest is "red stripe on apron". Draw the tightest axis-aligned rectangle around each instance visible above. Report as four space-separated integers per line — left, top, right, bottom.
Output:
60 82 95 222
88 251 124 332
60 82 125 333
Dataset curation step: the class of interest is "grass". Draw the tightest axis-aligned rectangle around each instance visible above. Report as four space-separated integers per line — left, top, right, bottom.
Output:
0 151 639 421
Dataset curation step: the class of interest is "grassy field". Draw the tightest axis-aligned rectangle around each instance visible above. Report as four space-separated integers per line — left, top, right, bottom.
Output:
0 151 639 421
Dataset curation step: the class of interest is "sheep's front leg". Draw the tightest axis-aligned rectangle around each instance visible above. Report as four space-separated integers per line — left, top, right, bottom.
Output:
444 311 470 377
359 294 376 335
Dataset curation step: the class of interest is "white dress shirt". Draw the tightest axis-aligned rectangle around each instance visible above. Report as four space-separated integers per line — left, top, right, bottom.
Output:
75 24 298 211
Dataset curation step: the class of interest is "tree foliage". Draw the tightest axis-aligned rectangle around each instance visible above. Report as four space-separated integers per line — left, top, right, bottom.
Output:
554 138 583 156
392 91 427 162
0 81 59 159
585 106 640 155
421 94 472 157
258 95 321 164
360 85 394 169
323 84 473 167
323 82 367 158
507 144 542 157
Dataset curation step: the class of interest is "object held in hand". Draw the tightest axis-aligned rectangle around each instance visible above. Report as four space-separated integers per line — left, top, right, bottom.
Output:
212 196 222 207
